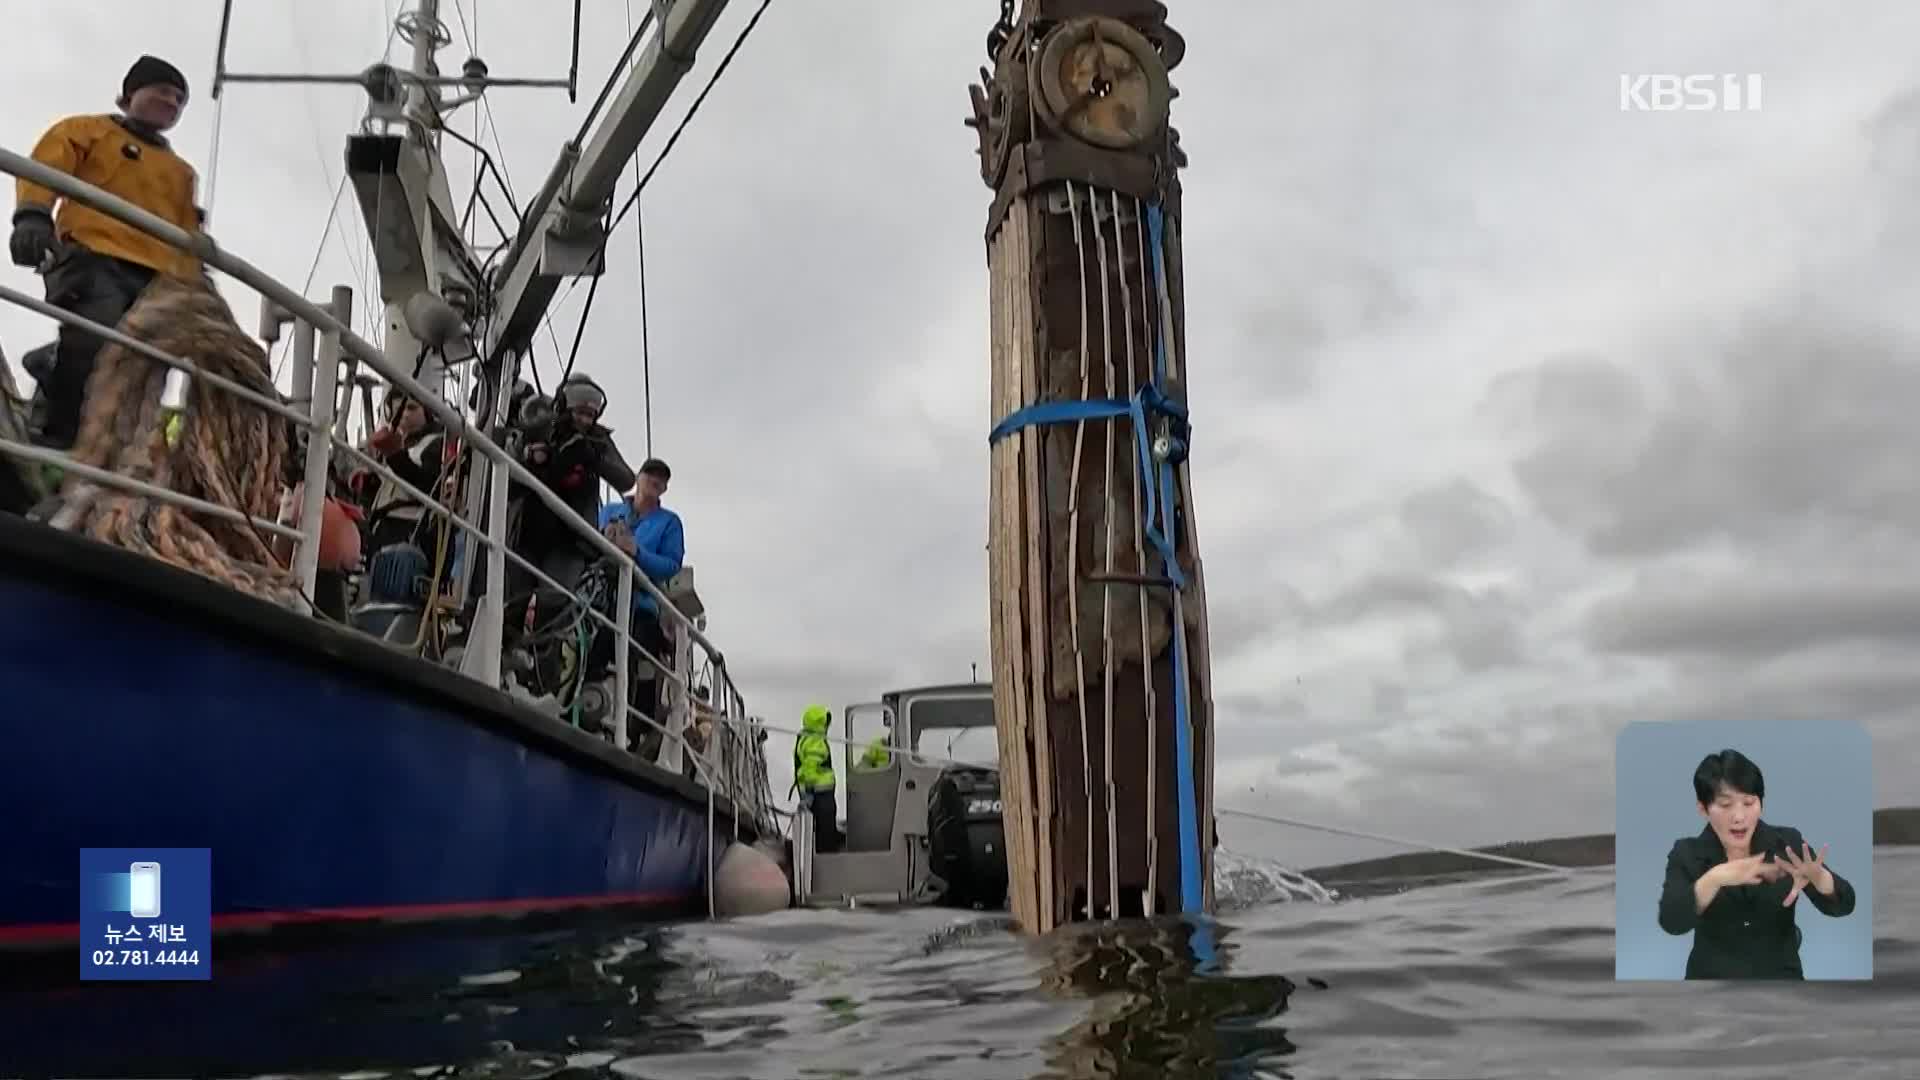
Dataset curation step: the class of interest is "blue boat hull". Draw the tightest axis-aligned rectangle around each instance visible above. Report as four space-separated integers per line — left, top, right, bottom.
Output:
0 516 737 950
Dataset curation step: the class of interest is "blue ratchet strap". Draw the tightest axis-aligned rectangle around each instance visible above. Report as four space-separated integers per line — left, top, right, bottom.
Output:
1147 200 1206 916
986 384 1189 590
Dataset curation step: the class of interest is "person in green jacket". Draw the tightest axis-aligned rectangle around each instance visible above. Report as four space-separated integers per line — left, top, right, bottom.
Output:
794 704 843 853
857 734 891 770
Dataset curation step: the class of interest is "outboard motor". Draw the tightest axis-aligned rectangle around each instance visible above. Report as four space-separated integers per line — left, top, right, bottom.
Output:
926 765 1008 910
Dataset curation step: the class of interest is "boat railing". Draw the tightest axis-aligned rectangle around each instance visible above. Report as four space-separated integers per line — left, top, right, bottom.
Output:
0 145 777 840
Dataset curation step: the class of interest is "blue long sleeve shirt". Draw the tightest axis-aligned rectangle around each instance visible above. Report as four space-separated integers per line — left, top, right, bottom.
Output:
597 498 685 616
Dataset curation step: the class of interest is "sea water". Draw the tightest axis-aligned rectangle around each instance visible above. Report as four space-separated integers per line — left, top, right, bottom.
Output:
6 848 1914 1079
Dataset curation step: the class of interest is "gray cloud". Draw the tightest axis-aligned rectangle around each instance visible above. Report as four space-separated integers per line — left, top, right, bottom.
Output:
1399 479 1516 567
1502 314 1920 562
1586 578 1920 660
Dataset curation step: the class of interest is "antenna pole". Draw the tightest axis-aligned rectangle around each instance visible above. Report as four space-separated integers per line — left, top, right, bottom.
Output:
970 0 1209 935
409 0 443 128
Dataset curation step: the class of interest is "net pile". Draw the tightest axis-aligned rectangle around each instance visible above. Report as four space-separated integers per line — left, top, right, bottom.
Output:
45 274 303 607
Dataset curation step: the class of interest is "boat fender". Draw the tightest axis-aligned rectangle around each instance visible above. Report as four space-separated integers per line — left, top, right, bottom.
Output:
712 841 790 917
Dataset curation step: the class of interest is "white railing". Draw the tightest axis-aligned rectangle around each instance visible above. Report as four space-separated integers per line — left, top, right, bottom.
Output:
0 145 777 840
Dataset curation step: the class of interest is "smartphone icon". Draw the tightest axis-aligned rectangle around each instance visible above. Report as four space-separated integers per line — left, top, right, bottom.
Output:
129 862 161 919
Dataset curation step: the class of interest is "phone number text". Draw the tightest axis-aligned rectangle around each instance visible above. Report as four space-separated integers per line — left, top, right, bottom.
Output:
88 949 201 966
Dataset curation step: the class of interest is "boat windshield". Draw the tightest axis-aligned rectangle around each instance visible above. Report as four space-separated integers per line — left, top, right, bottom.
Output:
914 723 998 769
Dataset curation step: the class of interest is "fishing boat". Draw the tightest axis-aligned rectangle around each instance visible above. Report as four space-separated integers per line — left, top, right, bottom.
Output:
0 0 784 953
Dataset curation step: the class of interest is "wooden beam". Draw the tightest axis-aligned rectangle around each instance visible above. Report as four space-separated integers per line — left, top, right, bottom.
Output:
974 2 1211 934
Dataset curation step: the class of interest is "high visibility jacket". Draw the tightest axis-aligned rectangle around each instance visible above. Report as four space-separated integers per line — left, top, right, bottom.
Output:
16 114 202 279
793 704 836 792
858 736 891 769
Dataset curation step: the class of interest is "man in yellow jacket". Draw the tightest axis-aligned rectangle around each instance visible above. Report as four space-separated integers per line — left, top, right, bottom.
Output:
10 55 203 450
793 704 843 853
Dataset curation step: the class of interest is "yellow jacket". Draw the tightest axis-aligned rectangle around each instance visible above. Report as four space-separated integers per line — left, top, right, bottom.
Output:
15 114 201 278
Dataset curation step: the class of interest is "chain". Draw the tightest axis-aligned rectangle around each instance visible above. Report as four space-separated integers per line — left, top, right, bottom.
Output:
986 0 1016 60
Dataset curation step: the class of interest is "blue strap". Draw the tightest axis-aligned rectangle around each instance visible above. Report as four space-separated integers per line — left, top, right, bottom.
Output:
987 397 1129 445
988 384 1189 590
1146 200 1205 916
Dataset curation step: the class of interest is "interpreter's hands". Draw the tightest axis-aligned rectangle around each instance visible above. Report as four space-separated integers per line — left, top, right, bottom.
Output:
605 521 635 555
369 426 403 454
1777 842 1830 907
526 442 549 465
1713 853 1775 888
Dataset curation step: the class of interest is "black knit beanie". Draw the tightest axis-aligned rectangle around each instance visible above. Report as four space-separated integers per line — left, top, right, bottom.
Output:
122 55 189 102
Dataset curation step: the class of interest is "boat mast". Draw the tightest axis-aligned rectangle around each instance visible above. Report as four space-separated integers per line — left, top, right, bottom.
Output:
340 0 491 411
969 0 1210 934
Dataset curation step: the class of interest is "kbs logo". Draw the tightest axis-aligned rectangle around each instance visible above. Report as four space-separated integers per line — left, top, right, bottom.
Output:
1619 74 1763 112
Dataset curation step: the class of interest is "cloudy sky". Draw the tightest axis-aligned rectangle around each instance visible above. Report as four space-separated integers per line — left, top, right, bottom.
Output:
5 1 1919 869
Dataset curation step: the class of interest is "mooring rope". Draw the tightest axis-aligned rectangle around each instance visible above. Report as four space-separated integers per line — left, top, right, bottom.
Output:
43 275 304 608
1216 807 1608 876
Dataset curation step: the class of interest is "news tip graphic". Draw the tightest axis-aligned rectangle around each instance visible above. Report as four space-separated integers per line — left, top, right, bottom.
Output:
79 847 211 981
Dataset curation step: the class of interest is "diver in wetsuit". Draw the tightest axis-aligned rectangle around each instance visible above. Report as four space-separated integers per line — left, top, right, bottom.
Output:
499 374 637 679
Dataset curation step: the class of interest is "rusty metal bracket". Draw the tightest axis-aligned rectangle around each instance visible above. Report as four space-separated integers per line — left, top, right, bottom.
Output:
984 139 1178 245
976 3 1186 245
1031 0 1185 71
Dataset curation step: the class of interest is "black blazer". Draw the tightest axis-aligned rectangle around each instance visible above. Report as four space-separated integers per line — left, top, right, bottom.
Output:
1657 820 1857 979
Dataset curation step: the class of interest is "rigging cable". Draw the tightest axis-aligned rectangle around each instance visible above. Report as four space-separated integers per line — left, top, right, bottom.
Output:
1214 807 1608 876
603 0 775 238
637 202 652 456
203 0 235 220
270 172 352 385
202 95 228 224
451 0 576 393
624 0 654 456
264 7 406 380
585 4 658 145
557 209 610 388
583 0 777 454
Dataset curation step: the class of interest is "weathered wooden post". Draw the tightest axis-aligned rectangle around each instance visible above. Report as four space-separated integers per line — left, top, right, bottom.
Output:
969 0 1213 934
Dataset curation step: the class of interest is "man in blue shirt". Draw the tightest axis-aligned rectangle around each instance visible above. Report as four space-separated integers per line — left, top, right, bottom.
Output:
597 458 684 750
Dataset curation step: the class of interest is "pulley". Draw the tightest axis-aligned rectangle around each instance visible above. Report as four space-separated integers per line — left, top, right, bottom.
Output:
1028 16 1171 151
